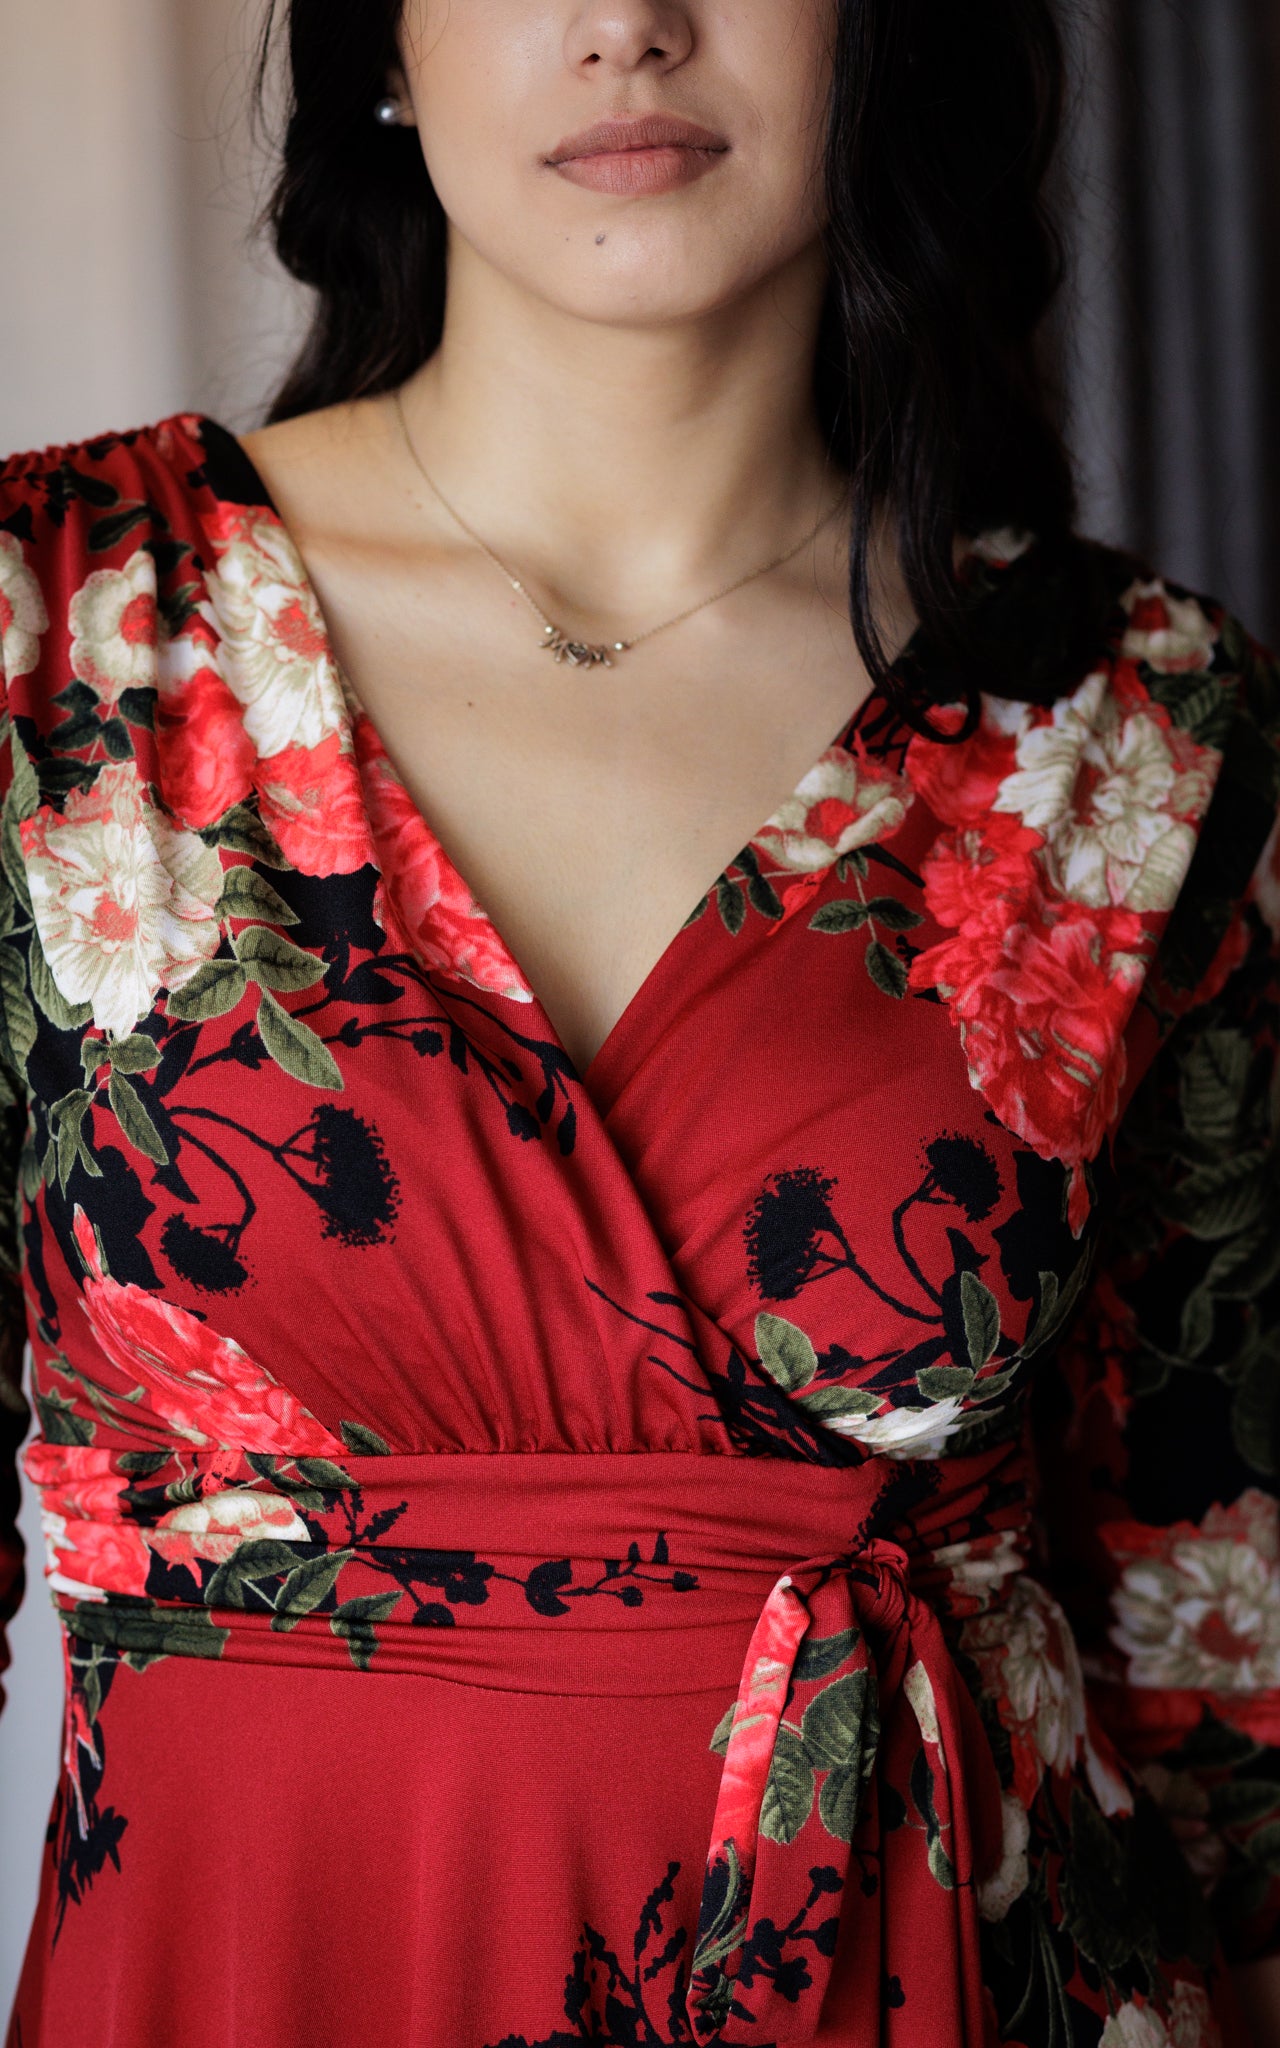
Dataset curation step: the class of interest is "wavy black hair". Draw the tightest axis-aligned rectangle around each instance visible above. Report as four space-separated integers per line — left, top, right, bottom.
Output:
257 1 1105 735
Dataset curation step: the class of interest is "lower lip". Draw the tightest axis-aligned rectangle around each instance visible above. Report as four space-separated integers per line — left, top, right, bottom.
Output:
552 145 726 197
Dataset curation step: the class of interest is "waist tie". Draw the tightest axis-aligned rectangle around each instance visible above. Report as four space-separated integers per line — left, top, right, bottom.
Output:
25 1436 1012 2045
688 1539 1003 2044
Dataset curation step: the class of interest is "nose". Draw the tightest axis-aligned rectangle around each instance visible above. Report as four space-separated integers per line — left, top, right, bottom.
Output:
563 1 695 75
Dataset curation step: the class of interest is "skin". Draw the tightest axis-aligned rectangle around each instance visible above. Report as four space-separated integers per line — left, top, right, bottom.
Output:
243 15 1280 2027
242 0 907 1077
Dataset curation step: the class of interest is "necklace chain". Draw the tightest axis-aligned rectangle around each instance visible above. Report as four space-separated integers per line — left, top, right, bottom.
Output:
392 387 848 671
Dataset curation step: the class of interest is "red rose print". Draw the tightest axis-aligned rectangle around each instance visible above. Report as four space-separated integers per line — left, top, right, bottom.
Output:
70 1206 347 1458
256 733 374 877
356 711 533 1002
157 655 257 831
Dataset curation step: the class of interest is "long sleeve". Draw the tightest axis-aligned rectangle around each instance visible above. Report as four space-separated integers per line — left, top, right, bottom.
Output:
0 572 34 1716
1032 727 1280 1961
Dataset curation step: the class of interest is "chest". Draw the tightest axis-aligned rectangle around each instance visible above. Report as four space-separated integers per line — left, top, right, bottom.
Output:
311 569 874 1072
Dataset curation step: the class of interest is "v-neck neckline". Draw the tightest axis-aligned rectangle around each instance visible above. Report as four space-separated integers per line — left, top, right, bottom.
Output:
211 417 926 1091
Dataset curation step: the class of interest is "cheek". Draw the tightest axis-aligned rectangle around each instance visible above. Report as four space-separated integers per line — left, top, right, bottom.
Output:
403 10 547 224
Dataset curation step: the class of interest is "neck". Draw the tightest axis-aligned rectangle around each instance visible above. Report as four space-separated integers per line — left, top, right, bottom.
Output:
396 233 848 620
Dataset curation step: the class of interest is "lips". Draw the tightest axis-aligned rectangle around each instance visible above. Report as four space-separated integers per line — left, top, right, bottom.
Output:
545 114 729 167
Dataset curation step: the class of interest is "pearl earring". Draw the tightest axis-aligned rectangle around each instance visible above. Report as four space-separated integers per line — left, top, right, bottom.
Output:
374 96 405 128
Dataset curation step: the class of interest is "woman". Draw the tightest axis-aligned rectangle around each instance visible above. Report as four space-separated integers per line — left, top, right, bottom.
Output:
2 1 1279 2042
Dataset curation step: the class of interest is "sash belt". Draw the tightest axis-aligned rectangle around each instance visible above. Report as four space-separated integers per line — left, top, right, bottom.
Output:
25 1438 1011 2044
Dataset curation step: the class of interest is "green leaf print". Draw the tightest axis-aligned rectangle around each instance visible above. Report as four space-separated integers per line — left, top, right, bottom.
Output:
916 1365 976 1401
746 872 784 920
51 1089 100 1191
0 943 37 1077
34 1386 95 1446
818 1762 863 1844
754 1311 819 1392
801 1670 877 1776
6 723 39 824
960 1270 1001 1369
927 1835 958 1889
28 938 92 1031
810 900 869 934
865 939 908 999
205 1539 307 1612
0 805 31 922
798 1383 879 1420
107 1070 169 1165
759 1725 814 1845
340 1419 392 1456
1023 1251 1095 1361
330 1590 402 1671
87 503 152 553
200 803 290 868
166 959 249 1024
1059 1788 1153 1975
708 1702 738 1757
909 1748 957 1892
1178 1028 1251 1145
104 1032 162 1073
270 1550 355 1631
1171 1150 1268 1240
793 1627 860 1684
216 866 301 927
255 989 344 1092
714 876 747 936
293 1457 357 1489
864 897 924 933
67 1599 229 1663
233 925 328 993
1231 1337 1280 1476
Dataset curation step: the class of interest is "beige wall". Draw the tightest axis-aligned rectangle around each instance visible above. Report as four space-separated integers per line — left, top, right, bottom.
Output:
0 0 307 2017
0 0 306 457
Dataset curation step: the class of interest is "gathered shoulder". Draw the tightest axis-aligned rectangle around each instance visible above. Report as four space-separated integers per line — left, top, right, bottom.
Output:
968 539 1280 1003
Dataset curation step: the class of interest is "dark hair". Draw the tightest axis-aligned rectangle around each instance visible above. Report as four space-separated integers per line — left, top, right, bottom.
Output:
258 2 1089 735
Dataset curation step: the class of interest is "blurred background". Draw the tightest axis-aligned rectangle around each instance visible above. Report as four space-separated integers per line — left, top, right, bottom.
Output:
1 0 1278 2014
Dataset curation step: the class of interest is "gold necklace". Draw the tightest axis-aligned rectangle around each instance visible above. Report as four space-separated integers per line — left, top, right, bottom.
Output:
392 387 848 670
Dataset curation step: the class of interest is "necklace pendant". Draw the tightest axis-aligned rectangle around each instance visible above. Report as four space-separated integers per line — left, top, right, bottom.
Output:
543 626 622 669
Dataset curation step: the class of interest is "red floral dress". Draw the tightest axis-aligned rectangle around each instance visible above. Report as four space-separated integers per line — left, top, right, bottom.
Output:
1 418 1279 2048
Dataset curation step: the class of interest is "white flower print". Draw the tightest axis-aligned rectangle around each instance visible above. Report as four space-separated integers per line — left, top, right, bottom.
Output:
21 761 225 1038
1121 579 1219 676
991 667 1215 914
0 531 49 682
976 1791 1030 1922
1106 1490 1280 1692
753 749 911 874
69 550 158 709
1167 1981 1222 2048
930 1527 1025 1616
202 505 349 758
963 1575 1132 1814
1101 2003 1170 2048
966 528 1036 568
149 1488 309 1568
903 1659 941 1745
822 1395 966 1461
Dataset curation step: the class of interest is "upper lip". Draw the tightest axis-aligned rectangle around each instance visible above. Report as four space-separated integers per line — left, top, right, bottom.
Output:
545 115 729 165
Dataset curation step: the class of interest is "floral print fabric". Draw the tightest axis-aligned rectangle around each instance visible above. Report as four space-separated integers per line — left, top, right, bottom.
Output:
0 417 1278 2048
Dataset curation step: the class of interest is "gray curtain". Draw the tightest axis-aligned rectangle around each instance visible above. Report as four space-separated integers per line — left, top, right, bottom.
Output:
1054 0 1280 644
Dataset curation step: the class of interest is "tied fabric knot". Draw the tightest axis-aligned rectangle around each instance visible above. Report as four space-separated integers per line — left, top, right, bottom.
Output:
688 1539 1003 2045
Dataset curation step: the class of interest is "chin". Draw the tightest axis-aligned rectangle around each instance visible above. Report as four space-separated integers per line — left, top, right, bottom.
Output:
494 224 801 330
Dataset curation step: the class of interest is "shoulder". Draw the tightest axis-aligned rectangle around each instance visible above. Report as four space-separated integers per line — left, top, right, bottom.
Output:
0 412 277 715
917 536 1280 975
903 541 1280 1212
0 414 268 559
